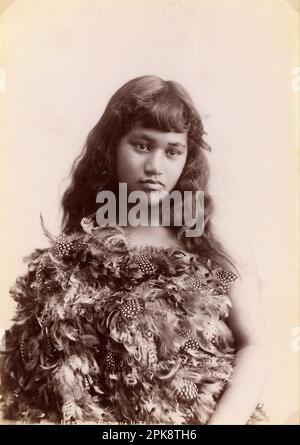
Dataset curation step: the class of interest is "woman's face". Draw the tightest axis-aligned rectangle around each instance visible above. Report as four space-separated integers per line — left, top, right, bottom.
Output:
116 124 188 201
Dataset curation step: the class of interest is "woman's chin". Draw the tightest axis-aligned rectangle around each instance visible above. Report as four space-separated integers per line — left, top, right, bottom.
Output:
147 190 165 207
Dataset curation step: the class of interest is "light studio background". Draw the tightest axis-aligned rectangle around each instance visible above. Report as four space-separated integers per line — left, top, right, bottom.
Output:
0 0 299 424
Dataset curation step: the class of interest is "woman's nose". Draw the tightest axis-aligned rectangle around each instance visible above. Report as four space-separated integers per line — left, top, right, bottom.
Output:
144 150 163 175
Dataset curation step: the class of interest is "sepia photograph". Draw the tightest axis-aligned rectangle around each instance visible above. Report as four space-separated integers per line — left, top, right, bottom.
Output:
0 0 299 427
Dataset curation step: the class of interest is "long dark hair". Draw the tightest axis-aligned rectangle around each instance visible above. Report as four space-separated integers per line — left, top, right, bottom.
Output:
62 75 237 271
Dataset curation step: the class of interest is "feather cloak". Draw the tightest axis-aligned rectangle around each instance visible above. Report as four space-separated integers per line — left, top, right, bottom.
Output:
0 219 264 424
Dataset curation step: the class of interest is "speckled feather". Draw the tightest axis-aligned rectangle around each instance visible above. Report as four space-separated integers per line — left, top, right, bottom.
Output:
0 222 241 424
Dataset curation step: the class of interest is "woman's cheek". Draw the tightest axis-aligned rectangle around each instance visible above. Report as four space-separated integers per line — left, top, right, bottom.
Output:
170 161 185 184
118 146 134 177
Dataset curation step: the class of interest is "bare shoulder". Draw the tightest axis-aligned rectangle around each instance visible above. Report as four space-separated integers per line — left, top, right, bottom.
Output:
211 207 267 347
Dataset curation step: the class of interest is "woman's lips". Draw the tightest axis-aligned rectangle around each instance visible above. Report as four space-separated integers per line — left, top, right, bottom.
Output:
139 180 164 191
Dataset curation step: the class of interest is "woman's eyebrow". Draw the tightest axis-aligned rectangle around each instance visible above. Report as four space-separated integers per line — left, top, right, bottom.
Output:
129 132 154 142
130 132 186 148
167 142 187 149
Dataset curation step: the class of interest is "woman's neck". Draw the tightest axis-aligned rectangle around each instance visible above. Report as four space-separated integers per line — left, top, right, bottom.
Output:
122 225 183 249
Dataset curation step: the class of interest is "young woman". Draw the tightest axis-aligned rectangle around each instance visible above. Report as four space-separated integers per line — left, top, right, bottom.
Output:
0 75 269 424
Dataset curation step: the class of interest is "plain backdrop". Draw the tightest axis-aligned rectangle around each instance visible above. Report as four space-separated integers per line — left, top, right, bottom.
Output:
0 0 299 424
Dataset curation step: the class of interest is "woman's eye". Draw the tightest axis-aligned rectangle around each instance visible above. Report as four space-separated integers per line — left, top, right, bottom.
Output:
166 149 181 158
134 143 149 151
